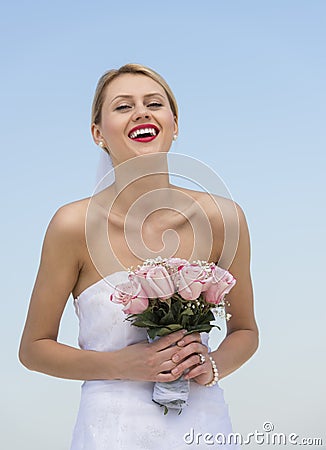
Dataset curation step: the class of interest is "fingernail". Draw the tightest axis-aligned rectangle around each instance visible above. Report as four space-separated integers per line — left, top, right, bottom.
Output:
172 367 179 375
177 340 184 346
172 354 180 362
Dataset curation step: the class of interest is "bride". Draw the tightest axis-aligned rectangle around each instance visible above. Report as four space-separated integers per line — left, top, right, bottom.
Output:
19 63 258 449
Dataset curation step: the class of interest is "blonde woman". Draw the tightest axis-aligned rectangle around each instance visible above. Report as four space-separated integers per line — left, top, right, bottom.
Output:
20 64 258 449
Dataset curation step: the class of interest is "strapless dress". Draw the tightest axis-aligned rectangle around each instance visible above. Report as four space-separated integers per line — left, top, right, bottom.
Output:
70 271 239 449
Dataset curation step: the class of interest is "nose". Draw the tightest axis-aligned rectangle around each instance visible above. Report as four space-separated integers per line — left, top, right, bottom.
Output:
131 103 151 121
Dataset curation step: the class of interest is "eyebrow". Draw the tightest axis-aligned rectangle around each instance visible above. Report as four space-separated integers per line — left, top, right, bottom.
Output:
110 92 165 104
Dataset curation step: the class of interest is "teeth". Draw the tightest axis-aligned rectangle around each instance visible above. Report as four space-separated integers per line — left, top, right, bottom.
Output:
129 127 157 139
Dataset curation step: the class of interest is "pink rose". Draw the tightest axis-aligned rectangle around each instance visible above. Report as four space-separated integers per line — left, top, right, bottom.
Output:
164 258 189 288
165 257 189 271
133 265 175 299
110 279 149 314
131 267 157 298
123 296 149 314
203 266 236 305
177 263 211 300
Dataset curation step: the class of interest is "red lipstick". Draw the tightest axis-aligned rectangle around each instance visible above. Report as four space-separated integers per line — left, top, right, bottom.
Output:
128 124 159 142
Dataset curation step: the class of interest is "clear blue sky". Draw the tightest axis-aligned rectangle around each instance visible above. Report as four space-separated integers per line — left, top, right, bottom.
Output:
1 1 325 449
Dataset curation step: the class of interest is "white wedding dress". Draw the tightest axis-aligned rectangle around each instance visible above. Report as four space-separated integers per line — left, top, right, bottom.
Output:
70 271 240 449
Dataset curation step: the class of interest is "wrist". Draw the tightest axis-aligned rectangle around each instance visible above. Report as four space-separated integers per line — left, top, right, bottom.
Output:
205 356 219 387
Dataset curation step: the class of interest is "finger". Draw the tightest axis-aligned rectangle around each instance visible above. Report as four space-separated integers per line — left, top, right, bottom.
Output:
159 358 178 373
176 332 202 347
171 342 208 364
156 371 185 383
152 330 187 352
184 362 211 381
171 353 202 377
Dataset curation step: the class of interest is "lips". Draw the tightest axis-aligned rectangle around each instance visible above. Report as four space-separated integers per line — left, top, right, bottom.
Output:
128 124 159 143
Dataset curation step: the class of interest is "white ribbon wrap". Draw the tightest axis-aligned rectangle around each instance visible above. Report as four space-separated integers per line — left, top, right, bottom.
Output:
152 377 190 414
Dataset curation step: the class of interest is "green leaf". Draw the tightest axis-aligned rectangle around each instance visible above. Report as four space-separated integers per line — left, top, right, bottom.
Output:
196 310 215 324
128 294 222 340
180 308 194 317
186 323 221 334
156 325 183 336
158 310 175 325
147 328 161 340
131 319 160 328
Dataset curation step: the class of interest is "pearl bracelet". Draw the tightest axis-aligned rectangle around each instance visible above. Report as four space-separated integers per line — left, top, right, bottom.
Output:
205 356 219 387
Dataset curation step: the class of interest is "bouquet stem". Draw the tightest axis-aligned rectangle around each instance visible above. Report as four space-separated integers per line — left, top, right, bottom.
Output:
148 334 190 414
152 376 190 415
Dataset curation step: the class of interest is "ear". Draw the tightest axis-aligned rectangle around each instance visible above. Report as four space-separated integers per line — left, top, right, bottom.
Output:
173 116 178 137
91 123 104 146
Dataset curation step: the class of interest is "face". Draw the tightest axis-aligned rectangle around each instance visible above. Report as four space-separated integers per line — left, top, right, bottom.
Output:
92 74 178 165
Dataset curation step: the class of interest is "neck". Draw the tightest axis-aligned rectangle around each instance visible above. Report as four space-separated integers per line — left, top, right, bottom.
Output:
111 153 173 215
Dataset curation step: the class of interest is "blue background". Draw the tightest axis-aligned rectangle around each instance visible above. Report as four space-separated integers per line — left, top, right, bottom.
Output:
1 1 325 448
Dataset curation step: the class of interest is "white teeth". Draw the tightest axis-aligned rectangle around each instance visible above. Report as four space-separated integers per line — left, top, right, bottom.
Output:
129 127 157 139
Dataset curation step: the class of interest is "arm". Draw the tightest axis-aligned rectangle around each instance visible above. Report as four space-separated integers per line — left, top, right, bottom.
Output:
168 202 259 384
18 203 108 380
19 204 192 382
210 202 259 380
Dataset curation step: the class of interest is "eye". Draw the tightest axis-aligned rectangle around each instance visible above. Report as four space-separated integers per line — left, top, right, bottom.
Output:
115 104 131 111
148 102 163 108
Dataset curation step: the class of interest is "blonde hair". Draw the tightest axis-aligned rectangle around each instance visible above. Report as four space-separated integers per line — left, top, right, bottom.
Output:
91 63 178 126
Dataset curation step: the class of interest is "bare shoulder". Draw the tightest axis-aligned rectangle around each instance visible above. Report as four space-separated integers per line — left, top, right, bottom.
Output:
172 184 244 223
172 185 248 265
40 198 93 269
32 198 92 299
50 197 89 224
46 198 90 238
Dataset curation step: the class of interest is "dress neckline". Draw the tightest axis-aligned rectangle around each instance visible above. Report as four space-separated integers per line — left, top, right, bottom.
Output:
75 270 128 300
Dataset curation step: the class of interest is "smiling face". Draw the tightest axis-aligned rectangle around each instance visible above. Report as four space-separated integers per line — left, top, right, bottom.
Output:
92 73 178 165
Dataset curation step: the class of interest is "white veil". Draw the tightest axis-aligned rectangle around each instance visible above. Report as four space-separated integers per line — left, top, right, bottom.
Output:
95 150 115 193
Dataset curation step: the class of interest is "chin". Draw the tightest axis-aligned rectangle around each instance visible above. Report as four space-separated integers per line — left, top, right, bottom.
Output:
131 145 170 157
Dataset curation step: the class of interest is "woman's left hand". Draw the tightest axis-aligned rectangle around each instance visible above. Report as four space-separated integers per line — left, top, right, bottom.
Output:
170 332 214 386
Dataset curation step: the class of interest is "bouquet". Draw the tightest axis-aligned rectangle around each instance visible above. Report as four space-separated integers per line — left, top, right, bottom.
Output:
110 257 236 414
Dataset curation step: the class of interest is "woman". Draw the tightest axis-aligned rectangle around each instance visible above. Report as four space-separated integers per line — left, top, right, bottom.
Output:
19 64 258 449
